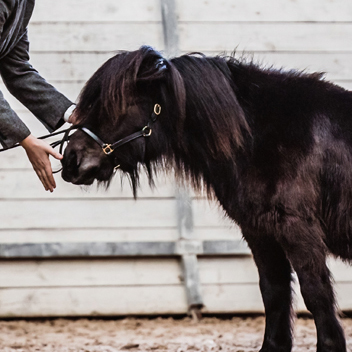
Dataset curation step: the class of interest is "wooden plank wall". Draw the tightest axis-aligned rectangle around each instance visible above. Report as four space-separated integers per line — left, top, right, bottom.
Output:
0 0 351 317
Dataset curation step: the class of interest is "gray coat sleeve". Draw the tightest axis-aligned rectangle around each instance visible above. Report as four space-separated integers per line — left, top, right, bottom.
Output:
0 30 73 148
0 88 30 148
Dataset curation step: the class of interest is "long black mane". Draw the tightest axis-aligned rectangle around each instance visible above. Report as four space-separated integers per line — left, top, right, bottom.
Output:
79 47 351 198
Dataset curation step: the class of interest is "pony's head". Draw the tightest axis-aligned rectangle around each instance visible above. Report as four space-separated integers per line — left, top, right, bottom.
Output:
62 47 250 196
61 46 185 194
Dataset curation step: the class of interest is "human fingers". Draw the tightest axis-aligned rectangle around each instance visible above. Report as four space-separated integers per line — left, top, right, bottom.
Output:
38 157 56 192
34 156 56 192
34 167 51 192
41 141 63 160
43 143 63 160
45 164 56 192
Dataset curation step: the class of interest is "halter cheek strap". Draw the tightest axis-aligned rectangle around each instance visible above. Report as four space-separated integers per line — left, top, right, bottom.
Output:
79 103 161 155
81 126 151 155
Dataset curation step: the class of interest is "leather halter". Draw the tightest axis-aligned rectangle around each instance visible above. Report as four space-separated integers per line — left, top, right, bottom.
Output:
60 103 162 168
81 103 160 154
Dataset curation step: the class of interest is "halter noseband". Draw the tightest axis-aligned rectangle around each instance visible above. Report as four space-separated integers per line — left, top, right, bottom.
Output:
60 103 162 166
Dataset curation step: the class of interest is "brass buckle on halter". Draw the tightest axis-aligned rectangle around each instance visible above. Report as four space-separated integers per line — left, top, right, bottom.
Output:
103 144 114 155
142 126 152 137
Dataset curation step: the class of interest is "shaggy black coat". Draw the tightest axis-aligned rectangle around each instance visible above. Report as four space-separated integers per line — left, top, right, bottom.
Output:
62 46 352 352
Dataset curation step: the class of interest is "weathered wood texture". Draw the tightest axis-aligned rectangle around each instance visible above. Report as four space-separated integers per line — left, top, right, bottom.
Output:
0 0 351 317
0 257 349 317
0 240 250 258
31 0 162 22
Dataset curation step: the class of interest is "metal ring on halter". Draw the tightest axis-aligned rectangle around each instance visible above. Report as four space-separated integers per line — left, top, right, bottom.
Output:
154 104 161 115
142 126 152 137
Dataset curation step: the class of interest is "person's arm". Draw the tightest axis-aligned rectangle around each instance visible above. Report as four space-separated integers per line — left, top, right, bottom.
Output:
0 30 73 133
0 88 31 148
0 30 74 191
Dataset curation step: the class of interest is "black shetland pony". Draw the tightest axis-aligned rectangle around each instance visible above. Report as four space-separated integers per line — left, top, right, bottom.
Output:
62 46 352 352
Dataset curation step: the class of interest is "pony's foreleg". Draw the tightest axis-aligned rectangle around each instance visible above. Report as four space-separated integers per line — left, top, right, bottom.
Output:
244 231 293 352
277 219 346 352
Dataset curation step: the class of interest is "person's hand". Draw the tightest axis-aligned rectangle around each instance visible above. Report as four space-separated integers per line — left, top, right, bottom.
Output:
20 134 63 192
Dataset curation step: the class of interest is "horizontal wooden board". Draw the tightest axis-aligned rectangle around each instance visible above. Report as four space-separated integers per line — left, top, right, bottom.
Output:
0 227 242 244
178 0 352 22
0 258 183 287
0 284 265 316
202 257 352 285
0 255 347 316
328 258 352 282
0 256 257 288
179 23 352 52
28 52 113 81
0 281 350 317
0 283 315 316
31 0 161 22
25 23 352 53
30 0 352 23
0 199 176 229
0 198 233 229
335 283 352 312
28 23 163 52
203 282 352 314
0 240 249 258
0 229 179 243
202 283 264 313
198 257 258 285
0 169 176 199
0 256 347 288
0 286 188 317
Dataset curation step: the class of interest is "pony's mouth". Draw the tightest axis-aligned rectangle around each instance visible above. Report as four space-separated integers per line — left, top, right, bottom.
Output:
62 164 114 185
61 170 95 185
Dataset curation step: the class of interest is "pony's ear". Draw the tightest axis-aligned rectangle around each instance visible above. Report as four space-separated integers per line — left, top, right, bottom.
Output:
137 55 169 81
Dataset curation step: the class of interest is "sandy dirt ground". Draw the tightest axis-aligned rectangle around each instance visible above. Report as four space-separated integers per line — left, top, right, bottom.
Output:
0 316 351 352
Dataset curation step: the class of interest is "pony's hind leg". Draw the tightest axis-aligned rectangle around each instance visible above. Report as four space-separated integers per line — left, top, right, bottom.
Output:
245 230 293 352
277 217 346 352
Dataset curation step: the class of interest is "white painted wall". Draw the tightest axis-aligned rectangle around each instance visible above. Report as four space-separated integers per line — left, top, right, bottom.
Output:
0 0 350 317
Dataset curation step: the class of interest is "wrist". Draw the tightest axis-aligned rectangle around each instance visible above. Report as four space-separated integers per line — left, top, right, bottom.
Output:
64 104 76 123
20 134 36 148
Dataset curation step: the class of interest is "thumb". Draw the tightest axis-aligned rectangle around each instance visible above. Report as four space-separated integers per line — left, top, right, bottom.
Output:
46 145 63 160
